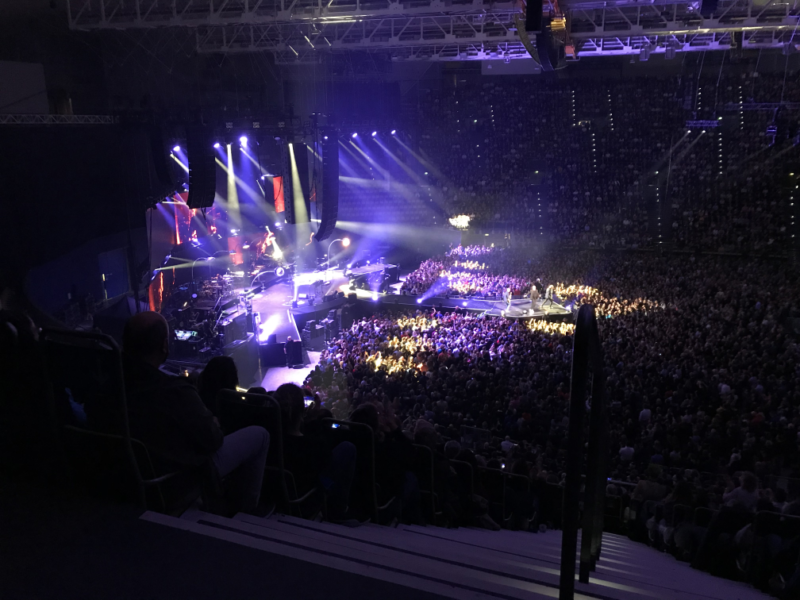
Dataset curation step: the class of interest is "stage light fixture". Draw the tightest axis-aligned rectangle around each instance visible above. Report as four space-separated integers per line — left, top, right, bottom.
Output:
324 136 329 140
391 130 397 135
463 301 468 307
342 237 351 247
173 145 181 152
239 136 248 147
372 293 378 301
213 142 221 149
417 299 422 304
371 131 377 137
352 132 358 138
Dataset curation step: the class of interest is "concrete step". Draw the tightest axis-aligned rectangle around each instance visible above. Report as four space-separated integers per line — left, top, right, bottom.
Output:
146 510 768 600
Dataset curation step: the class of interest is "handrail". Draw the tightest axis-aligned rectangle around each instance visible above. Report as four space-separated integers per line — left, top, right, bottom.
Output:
559 304 607 600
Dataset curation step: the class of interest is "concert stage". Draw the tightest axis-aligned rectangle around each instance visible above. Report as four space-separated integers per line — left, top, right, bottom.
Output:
349 286 572 320
164 265 571 389
249 272 349 343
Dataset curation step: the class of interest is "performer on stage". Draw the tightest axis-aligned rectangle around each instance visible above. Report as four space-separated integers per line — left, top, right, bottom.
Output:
528 283 540 316
504 286 513 314
534 278 545 295
543 284 555 308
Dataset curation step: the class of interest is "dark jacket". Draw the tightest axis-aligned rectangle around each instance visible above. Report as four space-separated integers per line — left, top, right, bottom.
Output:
283 434 331 493
124 356 224 469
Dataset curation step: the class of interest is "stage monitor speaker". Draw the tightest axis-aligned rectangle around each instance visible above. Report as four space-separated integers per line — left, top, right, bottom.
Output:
259 341 286 368
525 0 543 32
315 130 339 241
186 126 217 209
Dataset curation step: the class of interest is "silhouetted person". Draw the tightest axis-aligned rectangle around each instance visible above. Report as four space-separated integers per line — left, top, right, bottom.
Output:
123 311 269 513
198 356 239 415
274 383 357 521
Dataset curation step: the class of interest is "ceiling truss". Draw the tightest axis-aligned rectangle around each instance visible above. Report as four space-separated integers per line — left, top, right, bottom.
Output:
67 0 800 61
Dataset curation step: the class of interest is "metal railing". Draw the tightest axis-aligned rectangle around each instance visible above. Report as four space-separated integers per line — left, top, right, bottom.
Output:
559 304 607 600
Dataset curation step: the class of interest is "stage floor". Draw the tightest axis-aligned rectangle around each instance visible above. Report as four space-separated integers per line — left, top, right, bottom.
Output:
248 269 351 344
351 287 571 319
243 269 570 389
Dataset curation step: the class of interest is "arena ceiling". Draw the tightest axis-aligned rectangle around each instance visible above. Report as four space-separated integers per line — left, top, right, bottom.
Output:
58 0 800 64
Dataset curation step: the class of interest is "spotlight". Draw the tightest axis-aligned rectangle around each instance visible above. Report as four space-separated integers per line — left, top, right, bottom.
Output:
213 142 221 149
417 299 422 304
342 237 351 247
372 293 378 301
324 136 328 140
239 136 248 147
275 221 281 226
391 130 397 135
462 301 468 307
371 131 377 137
172 145 181 152
352 132 358 138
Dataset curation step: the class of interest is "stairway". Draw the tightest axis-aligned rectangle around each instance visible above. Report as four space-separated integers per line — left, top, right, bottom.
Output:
142 510 768 600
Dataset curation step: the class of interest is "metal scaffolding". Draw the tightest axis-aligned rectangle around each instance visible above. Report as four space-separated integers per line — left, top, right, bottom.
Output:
0 114 118 125
66 0 800 61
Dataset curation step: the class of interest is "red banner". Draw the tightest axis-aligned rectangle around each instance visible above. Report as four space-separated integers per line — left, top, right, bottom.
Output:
273 176 285 213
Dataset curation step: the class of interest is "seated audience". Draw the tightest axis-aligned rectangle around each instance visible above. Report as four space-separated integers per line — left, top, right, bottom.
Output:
122 311 269 513
723 472 759 511
350 402 422 524
274 383 357 522
197 355 239 415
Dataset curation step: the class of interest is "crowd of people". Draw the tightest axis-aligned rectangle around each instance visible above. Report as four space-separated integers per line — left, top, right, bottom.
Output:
305 245 800 548
410 73 799 253
332 72 799 254
4 236 800 591
5 64 800 599
400 245 534 297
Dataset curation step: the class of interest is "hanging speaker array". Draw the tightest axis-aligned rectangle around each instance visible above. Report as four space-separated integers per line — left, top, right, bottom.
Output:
186 126 217 209
315 130 339 242
282 141 311 225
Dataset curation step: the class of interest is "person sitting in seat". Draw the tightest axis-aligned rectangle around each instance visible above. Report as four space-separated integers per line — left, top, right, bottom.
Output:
274 383 357 522
122 311 269 514
197 356 239 415
350 402 422 524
